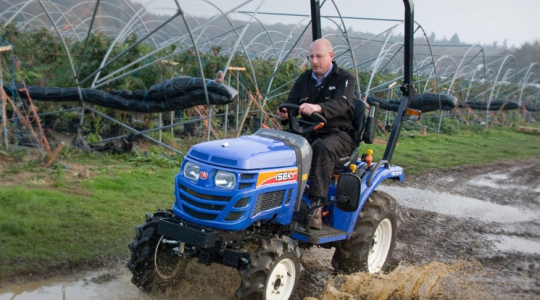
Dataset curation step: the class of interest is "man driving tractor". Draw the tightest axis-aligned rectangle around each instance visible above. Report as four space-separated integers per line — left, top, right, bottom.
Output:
278 38 357 230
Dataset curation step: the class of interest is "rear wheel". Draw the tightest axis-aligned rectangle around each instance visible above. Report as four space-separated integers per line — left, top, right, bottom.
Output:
236 236 303 299
127 210 188 292
332 190 397 274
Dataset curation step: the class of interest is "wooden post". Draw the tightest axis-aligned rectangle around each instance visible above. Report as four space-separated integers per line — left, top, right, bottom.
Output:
43 142 65 168
227 67 246 137
0 45 12 150
517 127 539 134
224 72 232 137
236 96 254 138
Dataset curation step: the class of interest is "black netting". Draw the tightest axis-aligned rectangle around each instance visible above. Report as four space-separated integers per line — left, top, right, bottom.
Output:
366 93 539 112
3 76 238 113
458 100 520 111
367 92 457 112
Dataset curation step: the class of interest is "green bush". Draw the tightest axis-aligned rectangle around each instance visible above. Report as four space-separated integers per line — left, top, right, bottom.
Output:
417 116 468 135
130 149 182 169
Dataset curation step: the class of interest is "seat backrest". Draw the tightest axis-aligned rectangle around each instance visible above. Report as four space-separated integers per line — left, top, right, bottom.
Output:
351 98 367 143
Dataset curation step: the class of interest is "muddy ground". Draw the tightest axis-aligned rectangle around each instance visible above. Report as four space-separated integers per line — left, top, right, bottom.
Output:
380 156 540 299
1 156 539 299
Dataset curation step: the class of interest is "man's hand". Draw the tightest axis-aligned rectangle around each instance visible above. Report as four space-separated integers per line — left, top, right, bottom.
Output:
278 108 288 121
299 103 322 116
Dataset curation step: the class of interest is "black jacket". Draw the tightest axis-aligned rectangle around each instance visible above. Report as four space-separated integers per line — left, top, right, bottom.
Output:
283 61 355 129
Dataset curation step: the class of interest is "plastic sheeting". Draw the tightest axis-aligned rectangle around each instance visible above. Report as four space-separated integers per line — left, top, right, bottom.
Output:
366 93 458 112
524 104 540 112
3 76 238 113
458 100 540 112
366 93 539 113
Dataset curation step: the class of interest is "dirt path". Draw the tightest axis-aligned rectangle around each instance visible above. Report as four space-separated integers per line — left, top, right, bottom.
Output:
378 156 540 299
1 157 539 299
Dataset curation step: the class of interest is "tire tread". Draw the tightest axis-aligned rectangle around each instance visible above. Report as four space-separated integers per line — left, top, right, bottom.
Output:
331 190 397 274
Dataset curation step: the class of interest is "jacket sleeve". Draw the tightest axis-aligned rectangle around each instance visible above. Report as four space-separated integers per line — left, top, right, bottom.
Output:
318 71 355 119
281 74 305 125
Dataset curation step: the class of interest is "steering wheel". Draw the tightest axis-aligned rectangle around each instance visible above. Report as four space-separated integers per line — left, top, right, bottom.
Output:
279 103 327 134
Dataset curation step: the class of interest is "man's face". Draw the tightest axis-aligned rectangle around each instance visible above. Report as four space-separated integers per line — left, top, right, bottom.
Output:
308 42 334 78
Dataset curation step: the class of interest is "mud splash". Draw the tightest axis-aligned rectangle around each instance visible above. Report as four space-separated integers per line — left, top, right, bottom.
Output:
315 262 486 300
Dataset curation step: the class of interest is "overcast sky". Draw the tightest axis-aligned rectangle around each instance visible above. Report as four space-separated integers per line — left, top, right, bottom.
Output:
132 0 540 48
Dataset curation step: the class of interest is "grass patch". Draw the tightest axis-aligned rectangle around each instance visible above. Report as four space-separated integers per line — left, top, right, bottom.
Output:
0 165 178 276
361 127 540 175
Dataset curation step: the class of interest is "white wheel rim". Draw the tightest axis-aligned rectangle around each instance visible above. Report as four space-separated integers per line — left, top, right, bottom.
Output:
265 258 296 300
367 218 393 273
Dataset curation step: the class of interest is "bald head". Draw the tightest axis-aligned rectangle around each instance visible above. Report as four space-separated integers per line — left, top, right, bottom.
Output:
308 38 335 79
310 38 333 53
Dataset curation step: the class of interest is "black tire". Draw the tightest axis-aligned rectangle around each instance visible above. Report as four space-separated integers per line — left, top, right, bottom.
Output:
236 236 303 300
332 190 397 274
127 210 188 292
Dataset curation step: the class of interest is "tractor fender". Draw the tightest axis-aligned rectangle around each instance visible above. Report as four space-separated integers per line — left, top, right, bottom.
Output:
330 164 403 235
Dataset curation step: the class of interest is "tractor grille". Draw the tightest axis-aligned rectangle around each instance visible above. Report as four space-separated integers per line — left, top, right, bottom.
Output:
180 195 225 211
178 184 231 221
238 183 252 189
285 189 292 204
183 206 217 220
252 190 285 216
178 184 232 202
238 173 256 189
225 211 243 221
177 171 257 222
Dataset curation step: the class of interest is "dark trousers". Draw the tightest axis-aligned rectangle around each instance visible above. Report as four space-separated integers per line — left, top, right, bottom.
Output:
306 130 354 202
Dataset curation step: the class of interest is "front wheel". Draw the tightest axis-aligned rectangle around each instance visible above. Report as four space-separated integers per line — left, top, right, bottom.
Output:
236 236 303 299
127 210 189 292
332 190 397 274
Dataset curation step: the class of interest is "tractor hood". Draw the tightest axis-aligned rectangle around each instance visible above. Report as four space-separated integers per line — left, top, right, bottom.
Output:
187 134 297 170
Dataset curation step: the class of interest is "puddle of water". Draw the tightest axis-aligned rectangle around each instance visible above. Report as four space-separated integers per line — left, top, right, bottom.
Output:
0 271 148 300
484 234 540 254
467 172 540 193
379 186 539 223
439 176 455 183
467 174 507 189
0 259 240 300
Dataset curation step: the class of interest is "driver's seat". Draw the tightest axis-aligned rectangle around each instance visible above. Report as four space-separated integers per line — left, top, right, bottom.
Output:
337 98 377 169
351 98 368 143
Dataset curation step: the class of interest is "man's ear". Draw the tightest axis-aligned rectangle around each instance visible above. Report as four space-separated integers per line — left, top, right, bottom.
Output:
329 52 335 60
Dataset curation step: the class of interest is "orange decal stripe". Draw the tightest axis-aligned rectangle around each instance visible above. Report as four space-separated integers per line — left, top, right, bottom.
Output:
256 168 298 187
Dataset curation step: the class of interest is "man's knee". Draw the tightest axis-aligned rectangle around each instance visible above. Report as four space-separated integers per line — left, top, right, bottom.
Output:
312 140 333 156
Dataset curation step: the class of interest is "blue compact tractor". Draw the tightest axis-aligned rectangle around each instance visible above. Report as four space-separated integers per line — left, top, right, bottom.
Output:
128 1 418 299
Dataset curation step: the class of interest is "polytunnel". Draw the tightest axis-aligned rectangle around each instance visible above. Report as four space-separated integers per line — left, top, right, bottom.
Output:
0 0 538 156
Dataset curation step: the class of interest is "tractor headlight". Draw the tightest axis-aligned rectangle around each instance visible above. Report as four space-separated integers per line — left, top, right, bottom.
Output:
215 171 236 189
183 162 200 180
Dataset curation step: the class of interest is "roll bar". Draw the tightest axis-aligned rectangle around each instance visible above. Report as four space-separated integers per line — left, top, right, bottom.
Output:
382 1 416 163
309 0 415 164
